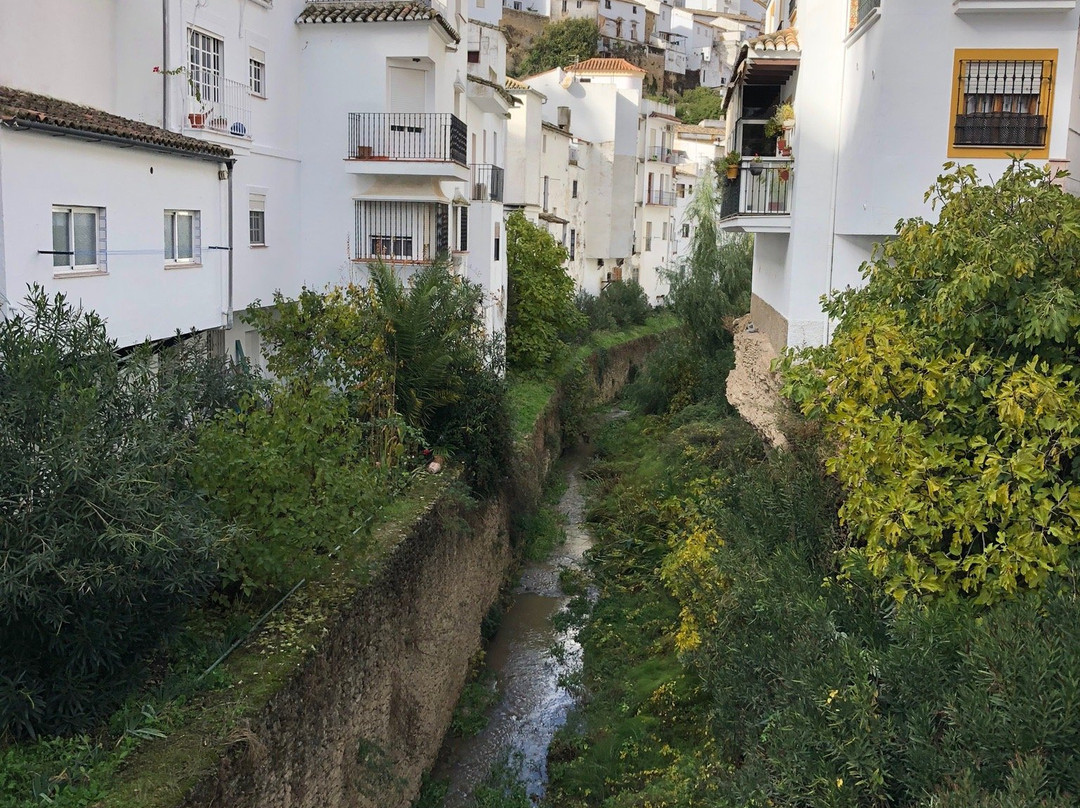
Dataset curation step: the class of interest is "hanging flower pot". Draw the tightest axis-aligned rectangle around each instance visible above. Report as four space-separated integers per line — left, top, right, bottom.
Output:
778 167 791 182
748 157 764 177
726 163 738 180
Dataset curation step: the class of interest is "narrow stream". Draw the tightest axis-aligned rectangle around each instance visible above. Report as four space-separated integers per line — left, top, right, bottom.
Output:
431 444 594 806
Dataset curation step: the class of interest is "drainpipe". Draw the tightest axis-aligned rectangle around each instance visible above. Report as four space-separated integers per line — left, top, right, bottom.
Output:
226 160 235 330
162 0 169 128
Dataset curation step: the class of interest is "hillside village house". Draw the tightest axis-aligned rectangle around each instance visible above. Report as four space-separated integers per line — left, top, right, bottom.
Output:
0 0 513 355
721 0 1080 353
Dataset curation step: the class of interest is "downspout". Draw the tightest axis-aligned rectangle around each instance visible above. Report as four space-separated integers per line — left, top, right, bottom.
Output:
162 0 169 128
226 160 235 330
822 46 847 345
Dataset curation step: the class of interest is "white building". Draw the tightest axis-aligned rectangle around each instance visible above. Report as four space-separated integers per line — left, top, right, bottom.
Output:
0 0 515 352
721 0 1080 352
672 120 723 257
523 58 646 292
636 102 682 302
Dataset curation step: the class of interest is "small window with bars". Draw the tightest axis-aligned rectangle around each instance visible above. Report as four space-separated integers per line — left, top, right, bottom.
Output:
950 51 1055 156
249 194 266 246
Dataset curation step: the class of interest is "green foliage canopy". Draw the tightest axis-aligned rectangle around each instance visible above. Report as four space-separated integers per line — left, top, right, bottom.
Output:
674 86 725 125
515 19 598 77
505 211 586 371
0 289 233 737
783 162 1080 604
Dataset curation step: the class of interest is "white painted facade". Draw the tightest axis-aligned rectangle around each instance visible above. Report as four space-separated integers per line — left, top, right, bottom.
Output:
635 103 681 301
722 0 1080 352
599 0 649 44
0 0 522 352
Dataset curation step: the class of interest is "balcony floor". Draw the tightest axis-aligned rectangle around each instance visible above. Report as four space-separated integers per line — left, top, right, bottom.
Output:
719 213 791 234
345 158 470 181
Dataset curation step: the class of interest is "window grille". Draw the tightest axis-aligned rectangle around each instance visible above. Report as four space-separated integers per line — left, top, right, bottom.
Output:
953 58 1052 148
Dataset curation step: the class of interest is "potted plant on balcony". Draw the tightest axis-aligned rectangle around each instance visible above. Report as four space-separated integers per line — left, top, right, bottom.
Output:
765 102 796 138
747 154 764 177
721 150 741 180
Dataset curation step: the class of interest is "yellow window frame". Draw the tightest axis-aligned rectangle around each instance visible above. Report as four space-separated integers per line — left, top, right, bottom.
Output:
948 48 1056 159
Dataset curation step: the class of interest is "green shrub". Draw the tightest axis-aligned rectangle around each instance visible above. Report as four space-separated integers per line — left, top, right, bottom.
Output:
783 162 1080 603
194 383 389 595
0 290 229 738
597 280 650 327
506 212 586 372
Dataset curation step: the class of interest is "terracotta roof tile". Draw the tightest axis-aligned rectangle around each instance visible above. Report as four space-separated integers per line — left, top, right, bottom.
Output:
746 27 799 53
0 86 232 160
296 1 460 43
505 76 530 91
564 57 645 75
675 123 723 135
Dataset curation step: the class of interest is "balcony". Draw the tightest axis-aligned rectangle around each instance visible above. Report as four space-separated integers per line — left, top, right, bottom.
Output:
471 164 505 202
649 146 686 164
646 189 675 206
353 200 450 265
719 159 793 232
184 72 251 138
849 0 880 29
346 112 469 179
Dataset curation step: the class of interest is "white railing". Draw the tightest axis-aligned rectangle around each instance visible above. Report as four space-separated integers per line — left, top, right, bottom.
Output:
186 75 251 139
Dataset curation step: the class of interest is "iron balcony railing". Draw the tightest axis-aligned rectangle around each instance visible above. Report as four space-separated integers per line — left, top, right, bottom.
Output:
185 70 251 138
720 159 793 218
646 189 675 206
354 200 450 263
470 164 505 202
347 112 467 165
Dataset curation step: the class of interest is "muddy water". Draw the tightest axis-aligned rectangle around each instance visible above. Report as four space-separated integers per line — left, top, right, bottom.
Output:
431 449 593 807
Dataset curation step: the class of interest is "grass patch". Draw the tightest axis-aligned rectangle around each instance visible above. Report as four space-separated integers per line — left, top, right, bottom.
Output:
450 666 500 738
507 314 677 442
1 472 450 808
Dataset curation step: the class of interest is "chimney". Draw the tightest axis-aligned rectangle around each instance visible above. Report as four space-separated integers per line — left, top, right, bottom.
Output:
557 105 571 131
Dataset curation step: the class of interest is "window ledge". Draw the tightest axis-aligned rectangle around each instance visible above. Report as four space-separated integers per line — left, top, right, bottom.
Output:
845 7 881 45
250 244 269 249
165 262 203 270
954 0 1075 11
54 268 107 279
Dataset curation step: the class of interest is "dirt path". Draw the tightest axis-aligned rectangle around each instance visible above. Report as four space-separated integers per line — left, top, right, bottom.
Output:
726 315 789 450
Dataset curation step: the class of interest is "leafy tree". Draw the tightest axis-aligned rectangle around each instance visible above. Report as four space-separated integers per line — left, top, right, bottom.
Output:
674 86 725 125
665 165 753 354
369 260 512 496
506 211 586 371
515 19 598 77
783 162 1080 604
0 289 230 737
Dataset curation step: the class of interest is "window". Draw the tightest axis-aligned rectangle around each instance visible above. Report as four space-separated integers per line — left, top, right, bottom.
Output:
371 235 413 258
188 29 222 104
632 4 637 12
605 0 611 7
677 183 685 198
51 206 103 271
847 0 879 32
681 223 690 238
562 0 568 10
494 222 501 261
164 210 200 264
543 176 550 211
569 228 576 259
645 220 653 252
249 48 266 97
949 50 1055 158
468 50 481 64
249 194 266 246
458 206 469 251
572 179 578 198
